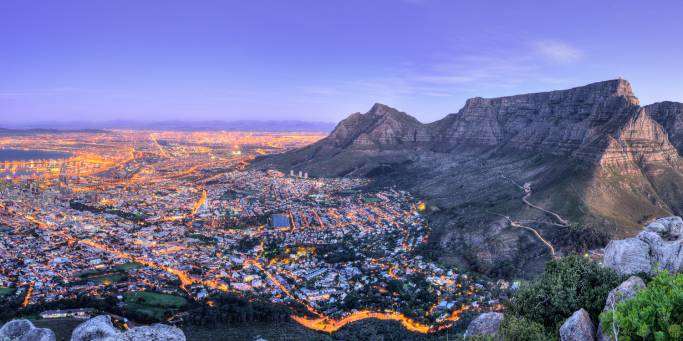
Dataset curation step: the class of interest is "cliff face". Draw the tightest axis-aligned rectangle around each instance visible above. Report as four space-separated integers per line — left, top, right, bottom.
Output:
645 101 683 154
435 79 641 157
254 79 683 277
309 79 669 163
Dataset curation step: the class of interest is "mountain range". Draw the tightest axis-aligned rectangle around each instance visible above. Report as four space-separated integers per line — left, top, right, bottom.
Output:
254 79 683 277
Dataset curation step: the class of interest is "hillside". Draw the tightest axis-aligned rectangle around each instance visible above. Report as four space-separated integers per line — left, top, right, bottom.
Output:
253 79 683 277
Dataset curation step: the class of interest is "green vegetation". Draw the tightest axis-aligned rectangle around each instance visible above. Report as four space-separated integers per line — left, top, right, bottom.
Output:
507 255 621 335
124 291 187 320
114 262 143 271
69 201 149 222
0 287 15 297
498 315 550 341
72 265 136 286
125 291 187 308
559 223 610 253
600 271 683 340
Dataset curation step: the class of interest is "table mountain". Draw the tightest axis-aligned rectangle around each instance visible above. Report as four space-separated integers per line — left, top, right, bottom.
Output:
254 79 683 277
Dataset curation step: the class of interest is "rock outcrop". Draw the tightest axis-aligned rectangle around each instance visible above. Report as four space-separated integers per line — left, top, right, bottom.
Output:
70 315 120 341
646 101 683 154
604 217 683 275
0 319 55 341
0 316 184 341
559 309 595 341
596 276 646 341
464 312 504 338
70 315 185 341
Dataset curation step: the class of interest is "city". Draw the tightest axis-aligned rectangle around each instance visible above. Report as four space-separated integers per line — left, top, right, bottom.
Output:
0 130 504 336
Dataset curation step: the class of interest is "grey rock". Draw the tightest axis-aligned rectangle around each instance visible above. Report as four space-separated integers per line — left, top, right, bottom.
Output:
646 216 683 238
604 276 646 310
0 320 55 341
603 236 653 275
559 309 595 341
70 315 120 341
0 320 35 341
464 312 504 338
69 315 185 341
18 328 56 341
604 217 683 276
597 276 646 341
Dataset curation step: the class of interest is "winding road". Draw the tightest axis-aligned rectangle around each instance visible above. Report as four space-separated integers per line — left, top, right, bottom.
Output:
499 175 571 258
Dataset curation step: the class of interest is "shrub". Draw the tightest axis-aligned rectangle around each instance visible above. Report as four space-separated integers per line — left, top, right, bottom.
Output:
508 255 621 332
499 315 550 341
600 271 683 340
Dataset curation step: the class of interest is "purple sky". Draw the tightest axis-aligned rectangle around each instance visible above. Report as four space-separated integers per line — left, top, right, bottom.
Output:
1 0 683 124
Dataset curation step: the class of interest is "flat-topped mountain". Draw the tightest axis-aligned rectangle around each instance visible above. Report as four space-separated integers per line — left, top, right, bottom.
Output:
254 79 683 277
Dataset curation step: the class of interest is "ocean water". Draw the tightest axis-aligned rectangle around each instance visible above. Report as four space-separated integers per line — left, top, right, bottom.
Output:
0 149 71 177
0 149 71 161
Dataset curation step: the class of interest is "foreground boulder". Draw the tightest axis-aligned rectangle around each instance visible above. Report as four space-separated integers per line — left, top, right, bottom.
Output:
464 312 504 338
597 276 646 341
559 309 595 341
70 315 120 341
70 315 185 341
604 216 683 275
0 319 56 341
604 276 646 310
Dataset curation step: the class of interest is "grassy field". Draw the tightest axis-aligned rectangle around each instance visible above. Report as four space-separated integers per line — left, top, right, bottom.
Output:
115 262 143 271
125 291 187 308
0 287 15 297
91 273 127 285
124 291 188 320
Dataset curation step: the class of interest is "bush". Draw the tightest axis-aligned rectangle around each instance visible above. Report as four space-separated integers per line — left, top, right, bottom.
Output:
560 223 610 253
499 315 550 341
508 255 621 332
600 271 683 340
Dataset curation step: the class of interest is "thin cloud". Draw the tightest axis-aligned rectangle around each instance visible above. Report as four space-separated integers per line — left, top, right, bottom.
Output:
534 40 583 63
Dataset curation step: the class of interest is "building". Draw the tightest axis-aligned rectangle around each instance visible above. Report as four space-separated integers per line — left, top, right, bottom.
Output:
40 308 95 319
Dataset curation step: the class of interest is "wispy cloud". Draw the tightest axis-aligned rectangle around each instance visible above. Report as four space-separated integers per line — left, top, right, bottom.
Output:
533 40 583 63
293 38 586 119
346 40 584 99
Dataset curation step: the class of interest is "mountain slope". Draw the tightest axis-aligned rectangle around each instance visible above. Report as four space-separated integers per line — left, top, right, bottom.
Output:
254 79 683 277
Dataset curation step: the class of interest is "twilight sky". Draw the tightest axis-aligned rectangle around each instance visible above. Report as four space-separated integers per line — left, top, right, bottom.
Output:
1 0 682 124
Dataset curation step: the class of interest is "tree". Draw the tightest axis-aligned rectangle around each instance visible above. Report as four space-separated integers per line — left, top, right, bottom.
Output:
498 315 550 341
508 255 621 333
600 271 683 340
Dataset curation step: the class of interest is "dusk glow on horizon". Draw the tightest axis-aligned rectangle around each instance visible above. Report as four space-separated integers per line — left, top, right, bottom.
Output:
2 0 683 124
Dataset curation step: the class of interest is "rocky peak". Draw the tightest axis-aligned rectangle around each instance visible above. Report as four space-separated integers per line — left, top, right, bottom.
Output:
368 102 398 116
596 78 639 105
325 103 426 149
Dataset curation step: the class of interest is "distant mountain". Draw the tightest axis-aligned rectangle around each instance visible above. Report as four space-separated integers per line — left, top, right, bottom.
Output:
0 128 108 136
2 120 336 132
254 79 683 277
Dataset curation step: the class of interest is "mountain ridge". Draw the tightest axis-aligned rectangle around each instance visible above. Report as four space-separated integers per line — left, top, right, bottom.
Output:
254 79 683 277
